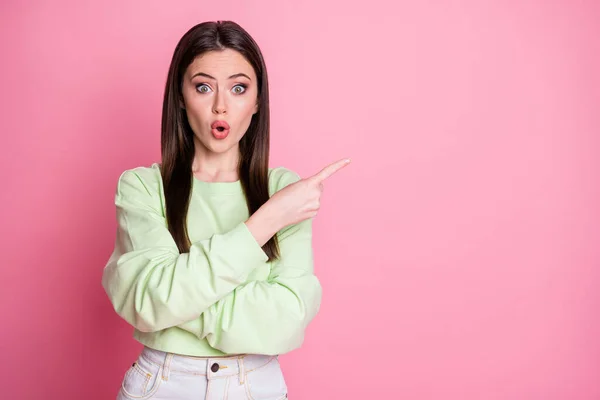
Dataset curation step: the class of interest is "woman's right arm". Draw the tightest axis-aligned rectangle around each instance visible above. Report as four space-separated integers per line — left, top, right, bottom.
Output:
101 169 274 333
102 159 349 334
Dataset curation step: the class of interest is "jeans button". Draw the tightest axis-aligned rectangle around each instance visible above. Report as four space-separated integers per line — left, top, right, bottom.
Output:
211 363 220 372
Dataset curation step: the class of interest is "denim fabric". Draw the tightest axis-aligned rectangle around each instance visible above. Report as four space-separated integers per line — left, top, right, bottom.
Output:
116 346 288 400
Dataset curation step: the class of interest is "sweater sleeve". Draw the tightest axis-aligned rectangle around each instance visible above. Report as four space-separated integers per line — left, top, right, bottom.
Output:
177 169 323 355
101 169 269 333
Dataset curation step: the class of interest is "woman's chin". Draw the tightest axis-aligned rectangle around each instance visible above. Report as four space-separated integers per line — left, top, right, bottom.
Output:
194 132 244 154
203 139 239 154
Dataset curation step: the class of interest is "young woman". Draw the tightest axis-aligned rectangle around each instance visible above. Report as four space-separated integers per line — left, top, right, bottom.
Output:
102 20 350 400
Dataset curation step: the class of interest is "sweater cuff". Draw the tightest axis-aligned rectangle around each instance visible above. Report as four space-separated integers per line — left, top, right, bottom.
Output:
226 221 270 268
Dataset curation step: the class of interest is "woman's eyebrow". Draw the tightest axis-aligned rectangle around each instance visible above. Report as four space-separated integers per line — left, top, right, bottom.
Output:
191 72 252 81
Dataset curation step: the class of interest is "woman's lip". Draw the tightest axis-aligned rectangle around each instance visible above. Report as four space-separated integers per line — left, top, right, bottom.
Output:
211 120 230 130
211 128 230 139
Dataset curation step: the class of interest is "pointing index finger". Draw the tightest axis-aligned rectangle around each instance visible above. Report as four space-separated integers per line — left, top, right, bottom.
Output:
311 158 351 182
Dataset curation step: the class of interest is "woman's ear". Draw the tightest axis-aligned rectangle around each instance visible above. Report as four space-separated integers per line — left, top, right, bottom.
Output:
253 100 259 114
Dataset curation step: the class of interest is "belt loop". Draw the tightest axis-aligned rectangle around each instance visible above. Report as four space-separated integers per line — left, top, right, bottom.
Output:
162 353 174 381
237 356 245 385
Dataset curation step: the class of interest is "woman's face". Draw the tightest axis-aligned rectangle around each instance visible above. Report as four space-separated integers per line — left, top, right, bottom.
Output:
181 48 259 155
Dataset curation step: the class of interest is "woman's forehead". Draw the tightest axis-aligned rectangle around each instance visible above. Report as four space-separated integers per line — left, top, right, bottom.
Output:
187 49 255 80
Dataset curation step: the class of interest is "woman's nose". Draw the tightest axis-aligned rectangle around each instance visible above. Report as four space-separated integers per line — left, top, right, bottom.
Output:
212 91 227 114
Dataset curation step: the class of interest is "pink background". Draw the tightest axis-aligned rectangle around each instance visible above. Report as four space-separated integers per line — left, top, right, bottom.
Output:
1 0 599 399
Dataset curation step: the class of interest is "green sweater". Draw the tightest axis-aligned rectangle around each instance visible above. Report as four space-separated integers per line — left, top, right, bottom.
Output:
101 163 321 356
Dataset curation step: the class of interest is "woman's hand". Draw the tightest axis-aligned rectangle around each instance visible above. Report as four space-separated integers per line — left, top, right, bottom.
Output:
245 159 350 246
267 158 351 229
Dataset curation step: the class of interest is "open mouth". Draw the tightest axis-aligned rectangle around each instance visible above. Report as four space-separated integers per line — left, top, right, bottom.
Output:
211 120 230 139
211 120 230 130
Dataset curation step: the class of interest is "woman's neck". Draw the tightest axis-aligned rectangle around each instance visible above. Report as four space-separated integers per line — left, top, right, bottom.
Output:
192 147 240 182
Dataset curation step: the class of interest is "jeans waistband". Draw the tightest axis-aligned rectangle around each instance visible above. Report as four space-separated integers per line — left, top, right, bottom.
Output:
140 346 276 384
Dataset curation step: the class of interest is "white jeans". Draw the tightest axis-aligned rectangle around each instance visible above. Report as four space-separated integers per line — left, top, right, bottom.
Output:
116 346 288 400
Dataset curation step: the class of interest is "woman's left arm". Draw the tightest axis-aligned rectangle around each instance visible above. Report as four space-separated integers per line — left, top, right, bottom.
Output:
178 215 321 355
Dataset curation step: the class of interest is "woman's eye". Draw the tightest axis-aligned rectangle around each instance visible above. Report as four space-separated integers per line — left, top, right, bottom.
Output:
232 85 246 94
196 84 246 94
196 84 211 93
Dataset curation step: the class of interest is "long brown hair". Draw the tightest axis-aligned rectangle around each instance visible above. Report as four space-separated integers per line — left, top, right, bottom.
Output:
160 21 279 261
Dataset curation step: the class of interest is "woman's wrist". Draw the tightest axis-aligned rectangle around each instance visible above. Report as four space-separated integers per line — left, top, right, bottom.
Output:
245 202 283 247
